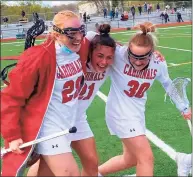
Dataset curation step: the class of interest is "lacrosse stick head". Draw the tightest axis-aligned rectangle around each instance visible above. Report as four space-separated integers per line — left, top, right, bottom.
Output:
167 77 191 113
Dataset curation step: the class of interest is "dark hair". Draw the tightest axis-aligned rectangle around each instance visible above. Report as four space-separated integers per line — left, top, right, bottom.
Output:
88 24 116 63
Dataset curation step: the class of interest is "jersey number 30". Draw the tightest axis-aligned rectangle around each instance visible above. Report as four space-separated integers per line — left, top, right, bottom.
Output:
124 80 150 98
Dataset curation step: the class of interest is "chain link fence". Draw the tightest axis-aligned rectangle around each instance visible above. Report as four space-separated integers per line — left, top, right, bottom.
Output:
0 1 192 39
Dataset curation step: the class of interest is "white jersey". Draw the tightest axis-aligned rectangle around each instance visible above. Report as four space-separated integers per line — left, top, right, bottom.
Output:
40 42 83 132
106 44 172 122
77 62 109 121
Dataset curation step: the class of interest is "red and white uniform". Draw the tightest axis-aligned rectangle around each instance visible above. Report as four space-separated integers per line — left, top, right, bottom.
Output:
69 63 109 141
36 42 83 155
106 45 172 138
1 38 85 176
69 31 107 141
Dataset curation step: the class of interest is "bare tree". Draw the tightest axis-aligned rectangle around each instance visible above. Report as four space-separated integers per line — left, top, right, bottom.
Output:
120 0 124 12
88 0 111 14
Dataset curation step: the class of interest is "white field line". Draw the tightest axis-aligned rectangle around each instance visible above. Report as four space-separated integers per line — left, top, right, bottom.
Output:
157 46 192 52
168 62 192 67
123 174 136 176
123 33 191 36
110 25 192 35
157 25 192 30
1 39 44 45
96 91 177 161
117 40 192 52
158 33 191 35
158 36 191 39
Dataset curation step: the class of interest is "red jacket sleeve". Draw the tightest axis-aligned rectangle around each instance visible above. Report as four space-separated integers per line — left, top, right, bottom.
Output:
78 37 90 74
1 51 40 142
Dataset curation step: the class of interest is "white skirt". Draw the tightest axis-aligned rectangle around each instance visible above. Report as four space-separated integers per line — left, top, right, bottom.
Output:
36 130 72 155
35 115 94 155
106 116 146 139
69 119 94 141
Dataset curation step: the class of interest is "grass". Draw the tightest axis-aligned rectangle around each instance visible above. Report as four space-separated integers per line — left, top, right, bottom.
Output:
0 24 192 176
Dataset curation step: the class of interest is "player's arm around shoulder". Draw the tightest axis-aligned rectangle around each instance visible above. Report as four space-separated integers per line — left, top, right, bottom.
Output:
153 51 172 90
113 44 128 64
85 31 98 41
79 31 98 73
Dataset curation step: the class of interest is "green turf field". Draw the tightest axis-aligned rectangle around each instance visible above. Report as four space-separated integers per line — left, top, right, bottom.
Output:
1 25 192 176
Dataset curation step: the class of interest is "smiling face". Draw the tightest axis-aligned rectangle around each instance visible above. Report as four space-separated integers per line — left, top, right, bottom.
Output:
129 43 152 71
91 45 115 73
56 17 84 52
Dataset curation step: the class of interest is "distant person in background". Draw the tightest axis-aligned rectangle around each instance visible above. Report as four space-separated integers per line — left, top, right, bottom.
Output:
174 6 177 12
147 3 151 14
149 4 152 14
120 12 129 21
130 5 135 19
83 12 87 23
112 9 115 20
156 3 160 13
110 9 115 20
103 7 107 18
160 12 165 21
115 7 119 18
3 17 8 27
165 5 170 13
138 4 142 15
21 10 26 18
164 12 170 23
87 14 91 22
177 11 184 22
182 5 185 11
144 2 147 13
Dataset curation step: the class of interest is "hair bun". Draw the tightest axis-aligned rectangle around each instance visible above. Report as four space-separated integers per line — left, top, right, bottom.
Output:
98 24 111 35
138 22 155 35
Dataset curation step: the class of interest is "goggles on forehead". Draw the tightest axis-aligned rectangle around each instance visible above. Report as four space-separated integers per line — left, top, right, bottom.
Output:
128 48 153 60
53 24 86 39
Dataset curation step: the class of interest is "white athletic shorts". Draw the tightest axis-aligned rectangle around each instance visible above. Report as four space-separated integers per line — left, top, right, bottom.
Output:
69 119 94 141
36 130 72 155
106 116 146 139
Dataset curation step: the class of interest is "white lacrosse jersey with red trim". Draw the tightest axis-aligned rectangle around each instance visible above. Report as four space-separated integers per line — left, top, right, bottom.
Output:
106 45 172 121
77 62 109 121
40 42 83 132
75 30 107 121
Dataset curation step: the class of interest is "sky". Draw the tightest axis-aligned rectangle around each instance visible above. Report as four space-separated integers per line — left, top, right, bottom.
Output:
5 1 79 6
42 1 79 6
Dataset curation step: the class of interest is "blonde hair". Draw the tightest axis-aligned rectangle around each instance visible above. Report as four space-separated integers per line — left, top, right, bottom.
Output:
129 22 158 51
49 10 79 40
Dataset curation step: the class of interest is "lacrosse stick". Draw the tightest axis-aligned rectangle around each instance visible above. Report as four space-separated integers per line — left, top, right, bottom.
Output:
1 126 77 157
0 12 45 87
166 77 192 133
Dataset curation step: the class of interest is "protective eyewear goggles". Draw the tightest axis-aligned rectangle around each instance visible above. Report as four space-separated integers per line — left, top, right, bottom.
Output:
53 24 86 39
128 48 153 61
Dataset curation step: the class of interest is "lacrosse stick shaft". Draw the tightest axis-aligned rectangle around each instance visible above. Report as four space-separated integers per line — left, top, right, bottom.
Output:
1 126 77 156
